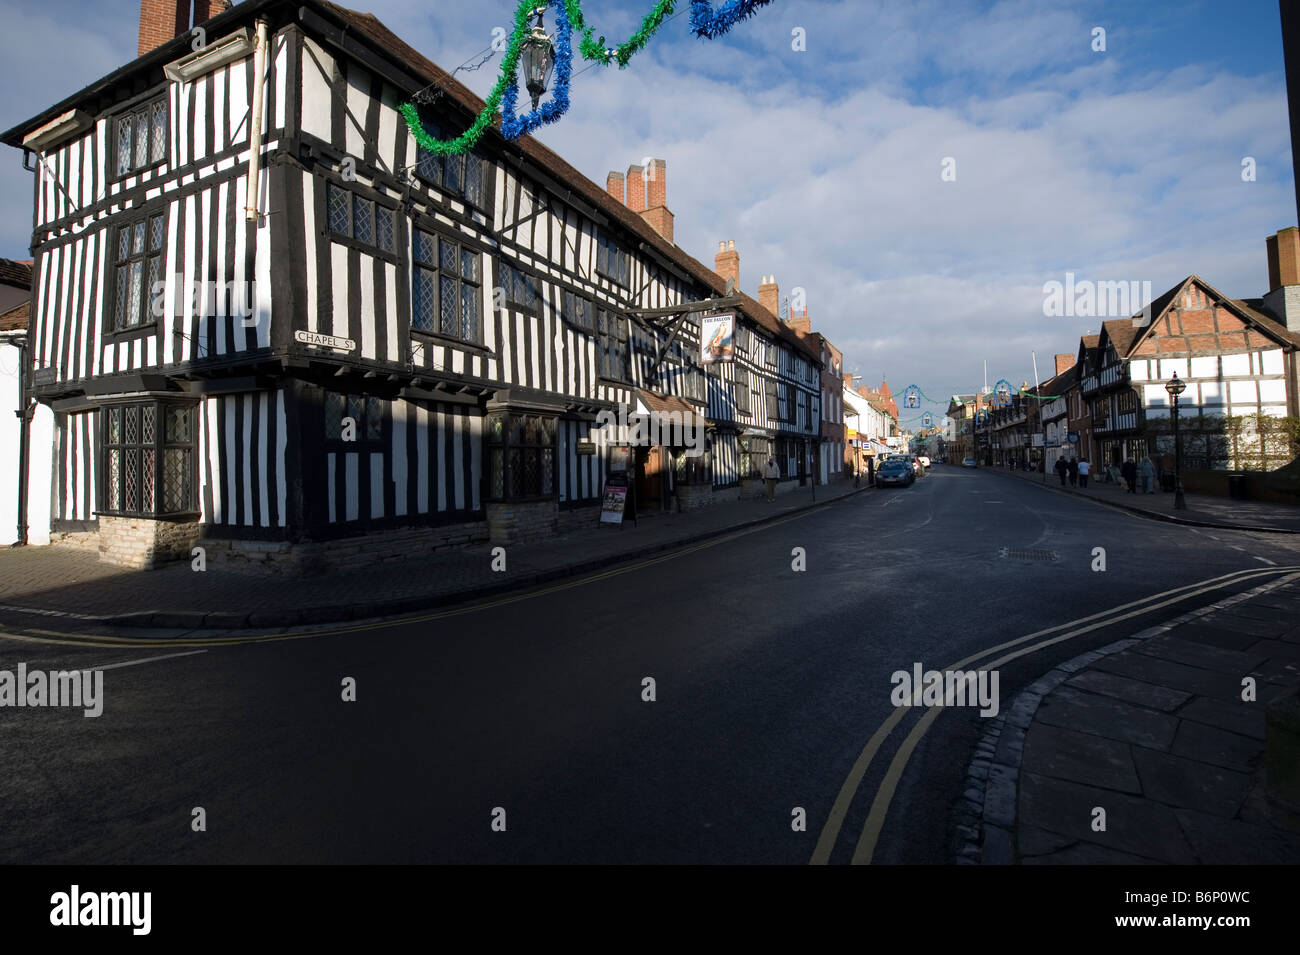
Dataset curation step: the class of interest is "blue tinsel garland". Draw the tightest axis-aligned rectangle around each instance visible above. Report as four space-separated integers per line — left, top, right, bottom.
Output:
689 0 775 39
500 0 574 140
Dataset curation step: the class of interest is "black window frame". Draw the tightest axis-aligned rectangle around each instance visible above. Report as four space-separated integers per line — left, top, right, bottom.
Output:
411 116 488 212
734 377 750 416
324 390 385 447
765 379 779 419
595 230 630 287
107 211 166 335
487 412 557 501
99 400 198 519
412 228 483 344
112 93 168 180
497 259 542 316
596 306 631 382
561 288 594 331
326 181 397 257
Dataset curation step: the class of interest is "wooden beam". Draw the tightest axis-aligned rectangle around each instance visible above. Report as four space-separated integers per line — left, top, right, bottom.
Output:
627 295 743 319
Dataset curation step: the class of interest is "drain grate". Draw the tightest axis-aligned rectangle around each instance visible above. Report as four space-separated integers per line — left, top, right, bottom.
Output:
999 547 1060 562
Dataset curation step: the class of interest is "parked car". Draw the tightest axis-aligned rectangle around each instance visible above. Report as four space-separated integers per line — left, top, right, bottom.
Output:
962 456 977 468
877 459 915 487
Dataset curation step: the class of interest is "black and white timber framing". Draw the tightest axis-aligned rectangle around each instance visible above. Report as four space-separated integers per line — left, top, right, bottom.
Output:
3 0 822 551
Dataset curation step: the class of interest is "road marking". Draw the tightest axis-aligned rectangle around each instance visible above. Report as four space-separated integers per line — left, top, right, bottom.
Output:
91 649 208 670
1255 556 1277 565
809 564 1300 865
849 569 1300 865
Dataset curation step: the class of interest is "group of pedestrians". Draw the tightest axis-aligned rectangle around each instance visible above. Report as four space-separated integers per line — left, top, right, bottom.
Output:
1054 454 1156 493
1120 457 1157 494
1053 456 1091 488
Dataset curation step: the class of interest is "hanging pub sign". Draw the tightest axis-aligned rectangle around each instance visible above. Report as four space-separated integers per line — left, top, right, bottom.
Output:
992 379 1013 408
699 313 736 364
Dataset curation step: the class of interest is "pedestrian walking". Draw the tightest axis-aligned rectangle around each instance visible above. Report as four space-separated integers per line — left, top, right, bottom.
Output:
852 460 860 488
1055 456 1068 486
1121 458 1137 493
763 456 780 503
1141 456 1155 494
1067 457 1079 487
1077 459 1090 488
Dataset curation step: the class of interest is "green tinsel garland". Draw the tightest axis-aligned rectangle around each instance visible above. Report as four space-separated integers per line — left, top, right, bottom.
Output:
565 0 678 68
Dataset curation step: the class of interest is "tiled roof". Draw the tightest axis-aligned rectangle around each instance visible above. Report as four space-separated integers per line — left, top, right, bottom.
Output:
321 3 821 362
0 258 32 290
0 300 29 333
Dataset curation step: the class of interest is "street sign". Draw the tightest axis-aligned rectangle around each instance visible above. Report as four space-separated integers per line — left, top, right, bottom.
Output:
294 330 356 352
576 441 596 455
1067 432 1080 444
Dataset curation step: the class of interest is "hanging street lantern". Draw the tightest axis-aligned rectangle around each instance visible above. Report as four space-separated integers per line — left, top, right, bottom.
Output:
520 6 556 111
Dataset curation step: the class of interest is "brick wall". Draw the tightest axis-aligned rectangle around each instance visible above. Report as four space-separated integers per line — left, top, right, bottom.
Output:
486 499 558 543
98 514 204 569
198 520 489 575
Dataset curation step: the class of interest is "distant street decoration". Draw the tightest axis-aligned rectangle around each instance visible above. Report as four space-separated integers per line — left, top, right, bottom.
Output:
901 384 922 409
991 379 1013 408
1018 382 1063 401
399 0 778 156
922 412 933 428
976 410 989 426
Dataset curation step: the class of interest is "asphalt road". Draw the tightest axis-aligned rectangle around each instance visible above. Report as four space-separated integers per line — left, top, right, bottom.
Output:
3 465 1298 864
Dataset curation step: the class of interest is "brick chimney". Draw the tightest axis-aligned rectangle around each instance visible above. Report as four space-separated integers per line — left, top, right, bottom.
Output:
605 171 625 203
758 274 779 316
1054 353 1074 376
625 164 646 213
1263 227 1300 332
715 240 739 291
139 0 189 56
789 307 811 334
639 159 673 244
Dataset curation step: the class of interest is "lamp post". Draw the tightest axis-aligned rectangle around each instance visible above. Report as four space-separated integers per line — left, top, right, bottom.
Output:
520 6 556 110
1165 373 1187 510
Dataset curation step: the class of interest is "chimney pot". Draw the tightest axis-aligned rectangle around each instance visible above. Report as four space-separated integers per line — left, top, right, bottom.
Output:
715 240 740 290
757 274 779 317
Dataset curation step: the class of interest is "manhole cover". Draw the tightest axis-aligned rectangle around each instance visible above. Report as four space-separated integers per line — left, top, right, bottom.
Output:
999 547 1059 562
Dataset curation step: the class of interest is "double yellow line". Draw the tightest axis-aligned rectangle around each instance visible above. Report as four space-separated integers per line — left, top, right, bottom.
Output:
810 565 1300 865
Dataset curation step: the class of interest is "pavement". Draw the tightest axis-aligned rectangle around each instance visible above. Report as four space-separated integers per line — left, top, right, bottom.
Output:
993 464 1300 533
0 476 867 631
958 573 1300 864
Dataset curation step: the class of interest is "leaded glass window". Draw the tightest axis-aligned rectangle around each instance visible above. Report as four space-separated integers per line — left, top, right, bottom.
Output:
412 229 481 343
100 401 196 517
114 94 168 177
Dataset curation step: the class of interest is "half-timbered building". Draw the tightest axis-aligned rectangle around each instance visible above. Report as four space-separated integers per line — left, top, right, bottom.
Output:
3 0 821 568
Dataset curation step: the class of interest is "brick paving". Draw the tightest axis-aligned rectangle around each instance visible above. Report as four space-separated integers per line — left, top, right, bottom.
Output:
0 477 866 630
958 576 1300 864
993 465 1300 532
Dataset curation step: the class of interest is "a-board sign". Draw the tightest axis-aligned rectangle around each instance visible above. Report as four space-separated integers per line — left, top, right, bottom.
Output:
576 441 596 455
600 482 629 524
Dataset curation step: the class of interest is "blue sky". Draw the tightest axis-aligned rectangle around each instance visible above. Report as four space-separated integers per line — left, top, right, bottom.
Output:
0 0 1292 407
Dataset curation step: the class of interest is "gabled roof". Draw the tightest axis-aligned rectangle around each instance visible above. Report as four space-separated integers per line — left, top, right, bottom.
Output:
1102 275 1299 360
